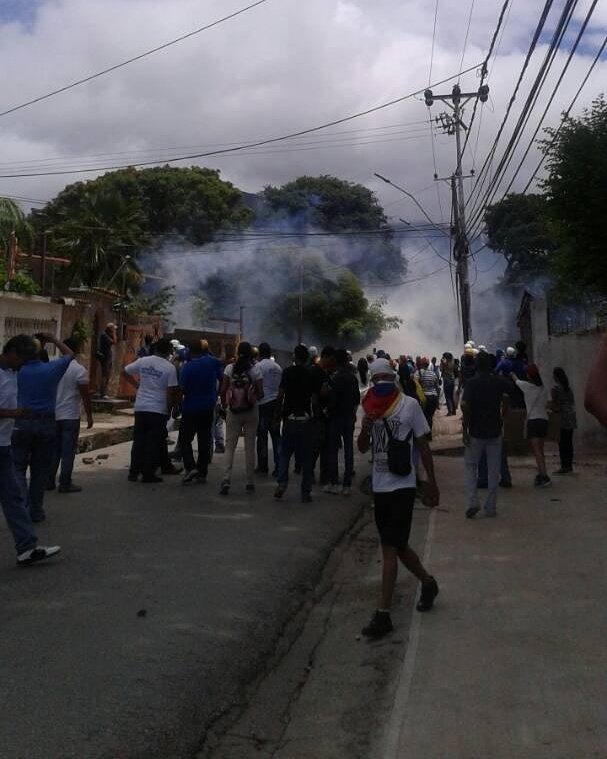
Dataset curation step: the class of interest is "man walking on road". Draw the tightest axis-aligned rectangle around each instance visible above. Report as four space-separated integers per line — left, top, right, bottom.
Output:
255 342 282 477
274 345 316 503
1 336 61 565
357 358 440 639
179 339 223 484
12 332 74 523
123 338 179 483
325 348 360 495
416 356 440 434
48 338 93 494
461 351 513 518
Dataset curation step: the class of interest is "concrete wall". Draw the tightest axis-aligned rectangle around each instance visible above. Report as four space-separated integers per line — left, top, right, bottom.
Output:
529 298 607 449
0 292 63 355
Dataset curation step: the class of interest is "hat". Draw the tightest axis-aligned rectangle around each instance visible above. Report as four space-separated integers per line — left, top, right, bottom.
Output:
506 346 516 357
369 357 396 379
309 346 318 358
170 339 180 347
464 346 474 356
478 345 487 353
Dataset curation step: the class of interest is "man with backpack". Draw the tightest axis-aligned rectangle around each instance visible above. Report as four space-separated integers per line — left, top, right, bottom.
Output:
357 358 440 639
219 342 264 495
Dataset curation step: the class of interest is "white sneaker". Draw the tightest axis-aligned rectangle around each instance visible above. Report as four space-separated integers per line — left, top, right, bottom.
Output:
341 487 351 496
182 469 199 484
323 484 340 495
17 546 61 566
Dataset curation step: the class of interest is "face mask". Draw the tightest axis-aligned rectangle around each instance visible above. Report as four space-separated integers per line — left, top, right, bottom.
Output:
372 381 396 396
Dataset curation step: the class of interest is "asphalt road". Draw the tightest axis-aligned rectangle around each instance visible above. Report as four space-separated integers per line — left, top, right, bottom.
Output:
0 441 365 759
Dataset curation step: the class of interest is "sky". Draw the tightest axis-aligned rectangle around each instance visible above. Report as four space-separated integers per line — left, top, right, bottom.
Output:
0 0 605 351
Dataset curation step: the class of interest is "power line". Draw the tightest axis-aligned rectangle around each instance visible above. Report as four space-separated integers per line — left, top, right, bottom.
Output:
429 0 440 85
458 0 476 79
0 0 272 120
522 33 607 193
0 62 484 179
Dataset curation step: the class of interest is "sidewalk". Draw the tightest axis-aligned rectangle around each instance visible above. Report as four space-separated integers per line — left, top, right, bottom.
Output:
382 451 607 758
77 409 134 453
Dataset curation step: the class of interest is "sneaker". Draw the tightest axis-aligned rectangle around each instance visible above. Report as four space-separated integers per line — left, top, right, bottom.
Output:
323 484 340 495
274 486 286 499
182 469 199 484
215 443 225 454
141 475 163 484
465 506 480 519
219 482 230 496
416 577 439 612
537 475 552 488
17 545 61 566
58 483 82 493
246 483 255 494
341 487 351 496
361 610 393 639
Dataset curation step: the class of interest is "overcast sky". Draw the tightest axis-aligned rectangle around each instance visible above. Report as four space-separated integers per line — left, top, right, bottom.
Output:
0 0 605 221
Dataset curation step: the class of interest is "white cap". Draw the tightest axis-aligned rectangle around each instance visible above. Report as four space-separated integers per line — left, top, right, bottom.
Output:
478 345 487 353
309 346 318 358
369 358 396 379
170 339 180 347
506 346 516 357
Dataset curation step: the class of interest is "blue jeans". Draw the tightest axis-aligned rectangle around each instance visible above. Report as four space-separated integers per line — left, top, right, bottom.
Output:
256 400 281 473
0 446 37 554
465 436 503 515
278 419 313 496
477 442 511 486
443 378 455 415
327 415 355 487
12 417 56 521
50 418 80 489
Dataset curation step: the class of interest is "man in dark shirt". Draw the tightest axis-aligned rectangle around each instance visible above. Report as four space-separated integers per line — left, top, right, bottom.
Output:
97 323 116 398
461 351 512 518
326 349 360 495
274 345 316 503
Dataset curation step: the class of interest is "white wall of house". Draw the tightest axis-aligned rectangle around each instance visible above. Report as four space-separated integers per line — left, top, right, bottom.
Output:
529 298 607 448
0 292 63 355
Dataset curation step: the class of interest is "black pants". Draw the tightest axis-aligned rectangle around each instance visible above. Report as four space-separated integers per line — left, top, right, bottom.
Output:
424 395 439 431
130 412 167 479
256 400 281 473
559 428 574 470
180 408 214 476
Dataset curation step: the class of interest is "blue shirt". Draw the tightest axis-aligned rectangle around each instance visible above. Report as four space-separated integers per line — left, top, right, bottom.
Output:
17 356 72 413
179 355 223 412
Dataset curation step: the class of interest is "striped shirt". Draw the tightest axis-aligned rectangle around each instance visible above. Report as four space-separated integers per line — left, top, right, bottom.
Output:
416 368 440 396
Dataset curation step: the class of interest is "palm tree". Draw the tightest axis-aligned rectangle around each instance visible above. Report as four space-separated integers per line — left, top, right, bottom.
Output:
48 187 149 289
0 197 34 253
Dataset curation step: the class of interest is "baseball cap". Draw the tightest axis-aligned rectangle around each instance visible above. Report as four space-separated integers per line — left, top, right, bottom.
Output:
369 357 396 379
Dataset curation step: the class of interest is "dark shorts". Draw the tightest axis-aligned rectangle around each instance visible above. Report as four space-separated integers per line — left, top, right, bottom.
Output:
373 488 416 550
527 418 548 439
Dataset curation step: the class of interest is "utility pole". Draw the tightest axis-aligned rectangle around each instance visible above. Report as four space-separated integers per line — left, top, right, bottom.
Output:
424 83 489 343
297 259 304 345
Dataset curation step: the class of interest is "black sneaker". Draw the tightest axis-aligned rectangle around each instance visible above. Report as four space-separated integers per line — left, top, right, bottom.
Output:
17 545 61 566
537 475 551 488
58 483 82 493
219 482 230 496
416 577 439 612
274 486 286 499
361 610 393 639
466 506 480 519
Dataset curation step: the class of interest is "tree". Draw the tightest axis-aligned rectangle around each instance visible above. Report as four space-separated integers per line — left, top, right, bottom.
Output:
32 166 252 289
541 95 607 294
483 193 555 284
262 175 405 282
0 197 34 252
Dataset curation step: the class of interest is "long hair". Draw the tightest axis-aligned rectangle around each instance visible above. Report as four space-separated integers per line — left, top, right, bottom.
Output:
553 366 570 393
233 341 253 375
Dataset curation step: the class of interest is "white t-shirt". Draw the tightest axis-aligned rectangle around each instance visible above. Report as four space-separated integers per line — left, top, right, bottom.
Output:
55 360 88 421
255 358 282 405
372 394 430 492
515 380 549 421
124 355 178 415
0 366 18 446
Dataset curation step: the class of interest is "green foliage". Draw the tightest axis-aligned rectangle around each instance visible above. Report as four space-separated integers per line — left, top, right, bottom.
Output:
203 247 400 351
32 167 252 289
0 197 34 252
124 286 176 319
0 256 40 295
540 95 607 295
483 193 555 283
70 319 90 351
262 175 405 282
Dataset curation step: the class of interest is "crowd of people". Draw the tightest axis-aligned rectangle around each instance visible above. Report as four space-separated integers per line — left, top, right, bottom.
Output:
2 324 607 642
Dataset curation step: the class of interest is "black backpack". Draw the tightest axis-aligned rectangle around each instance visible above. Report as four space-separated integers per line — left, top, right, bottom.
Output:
382 419 413 477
